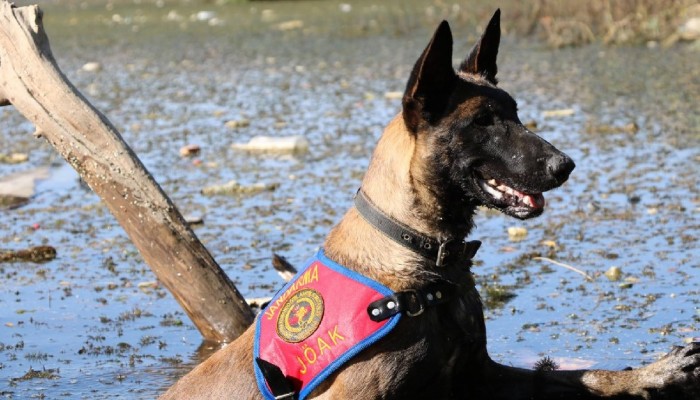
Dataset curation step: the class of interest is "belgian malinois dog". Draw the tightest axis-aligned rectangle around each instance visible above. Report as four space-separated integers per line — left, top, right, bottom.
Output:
162 10 700 399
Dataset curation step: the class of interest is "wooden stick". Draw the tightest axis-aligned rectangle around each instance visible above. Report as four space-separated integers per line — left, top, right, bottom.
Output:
533 256 593 281
0 1 253 342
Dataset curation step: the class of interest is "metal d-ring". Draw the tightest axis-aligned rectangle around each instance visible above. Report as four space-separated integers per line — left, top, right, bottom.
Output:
404 289 425 317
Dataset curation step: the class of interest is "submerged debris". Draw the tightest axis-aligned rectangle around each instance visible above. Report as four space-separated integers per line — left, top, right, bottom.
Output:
201 180 279 196
179 144 201 157
482 284 517 309
0 153 28 164
193 11 216 22
276 20 304 31
0 246 57 263
224 118 250 129
184 214 204 226
231 135 309 154
384 91 402 99
0 167 49 202
507 226 528 241
542 108 575 118
678 17 700 41
604 266 622 281
585 122 639 134
0 195 29 210
81 62 102 72
11 367 60 382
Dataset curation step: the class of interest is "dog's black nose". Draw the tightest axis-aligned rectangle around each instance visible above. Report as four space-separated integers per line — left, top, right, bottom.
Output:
547 153 575 183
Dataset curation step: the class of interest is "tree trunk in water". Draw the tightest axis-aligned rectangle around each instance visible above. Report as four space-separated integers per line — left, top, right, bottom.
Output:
0 1 254 342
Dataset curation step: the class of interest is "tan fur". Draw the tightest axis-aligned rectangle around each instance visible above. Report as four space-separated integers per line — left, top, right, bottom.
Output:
326 115 435 288
161 115 456 399
161 105 699 400
161 76 699 400
162 15 698 399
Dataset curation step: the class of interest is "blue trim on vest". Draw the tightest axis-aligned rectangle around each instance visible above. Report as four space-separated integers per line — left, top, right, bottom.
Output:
253 319 269 399
253 248 401 400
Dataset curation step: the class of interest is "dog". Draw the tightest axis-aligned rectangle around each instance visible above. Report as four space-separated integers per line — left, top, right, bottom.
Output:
162 10 700 399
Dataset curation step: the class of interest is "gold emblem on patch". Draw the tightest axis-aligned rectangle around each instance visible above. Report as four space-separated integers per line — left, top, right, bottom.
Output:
277 288 324 343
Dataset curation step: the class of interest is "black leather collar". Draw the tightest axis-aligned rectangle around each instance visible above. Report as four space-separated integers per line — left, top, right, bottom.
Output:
354 189 481 267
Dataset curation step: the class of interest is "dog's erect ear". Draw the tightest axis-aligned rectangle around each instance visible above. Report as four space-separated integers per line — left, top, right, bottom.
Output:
460 9 500 84
402 20 457 133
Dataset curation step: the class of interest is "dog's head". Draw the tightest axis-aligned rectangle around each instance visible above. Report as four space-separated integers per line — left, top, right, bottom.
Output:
402 10 575 220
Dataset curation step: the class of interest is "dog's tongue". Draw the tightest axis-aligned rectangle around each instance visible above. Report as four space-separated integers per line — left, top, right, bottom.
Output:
524 193 545 209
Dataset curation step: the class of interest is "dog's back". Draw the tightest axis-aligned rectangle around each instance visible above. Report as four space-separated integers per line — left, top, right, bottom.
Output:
161 329 259 399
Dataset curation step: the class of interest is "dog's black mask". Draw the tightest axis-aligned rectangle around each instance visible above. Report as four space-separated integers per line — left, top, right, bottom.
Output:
402 10 575 220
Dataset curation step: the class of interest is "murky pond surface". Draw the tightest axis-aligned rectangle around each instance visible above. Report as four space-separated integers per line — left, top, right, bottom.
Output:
1 0 698 398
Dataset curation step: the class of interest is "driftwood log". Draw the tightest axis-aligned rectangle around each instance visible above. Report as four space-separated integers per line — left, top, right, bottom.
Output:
0 1 254 342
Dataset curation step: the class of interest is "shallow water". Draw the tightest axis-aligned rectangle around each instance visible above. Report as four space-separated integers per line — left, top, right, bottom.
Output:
0 0 698 398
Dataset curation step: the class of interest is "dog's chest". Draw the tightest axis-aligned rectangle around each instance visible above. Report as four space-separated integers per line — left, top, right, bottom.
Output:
451 283 487 340
364 283 487 398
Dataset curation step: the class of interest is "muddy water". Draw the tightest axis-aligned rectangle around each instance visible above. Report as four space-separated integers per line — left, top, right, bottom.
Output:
0 0 698 398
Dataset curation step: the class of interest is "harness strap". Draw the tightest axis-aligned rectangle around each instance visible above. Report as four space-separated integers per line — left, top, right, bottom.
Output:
255 358 297 400
367 281 455 322
354 190 481 267
256 281 456 399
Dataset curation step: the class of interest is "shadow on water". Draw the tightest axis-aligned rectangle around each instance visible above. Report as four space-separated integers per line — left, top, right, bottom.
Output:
0 0 698 397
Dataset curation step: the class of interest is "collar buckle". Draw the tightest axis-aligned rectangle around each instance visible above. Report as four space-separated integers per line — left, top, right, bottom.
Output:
436 239 452 267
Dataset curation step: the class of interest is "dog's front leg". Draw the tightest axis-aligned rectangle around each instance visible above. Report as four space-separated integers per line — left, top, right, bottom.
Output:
481 361 637 400
478 342 700 399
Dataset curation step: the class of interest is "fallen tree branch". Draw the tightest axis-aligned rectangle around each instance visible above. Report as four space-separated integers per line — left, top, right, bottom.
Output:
0 1 253 342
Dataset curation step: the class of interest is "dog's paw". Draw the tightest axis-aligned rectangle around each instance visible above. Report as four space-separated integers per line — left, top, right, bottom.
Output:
638 342 700 399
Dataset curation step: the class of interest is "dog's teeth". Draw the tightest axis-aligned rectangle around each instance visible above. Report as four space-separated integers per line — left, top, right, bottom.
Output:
486 186 503 199
480 180 503 199
482 179 543 208
502 186 517 196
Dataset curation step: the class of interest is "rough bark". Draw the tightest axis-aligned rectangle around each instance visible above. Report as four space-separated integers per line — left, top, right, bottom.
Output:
0 1 254 342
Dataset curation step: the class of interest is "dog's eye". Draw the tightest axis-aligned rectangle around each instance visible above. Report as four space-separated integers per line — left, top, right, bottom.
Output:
473 114 493 127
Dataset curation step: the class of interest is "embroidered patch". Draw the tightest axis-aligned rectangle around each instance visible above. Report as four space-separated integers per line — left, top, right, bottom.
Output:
277 288 324 343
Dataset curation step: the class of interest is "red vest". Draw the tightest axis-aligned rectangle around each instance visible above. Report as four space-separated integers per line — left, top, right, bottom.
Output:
254 249 401 399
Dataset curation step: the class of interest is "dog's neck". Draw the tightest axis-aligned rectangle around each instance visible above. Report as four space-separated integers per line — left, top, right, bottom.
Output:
324 115 476 290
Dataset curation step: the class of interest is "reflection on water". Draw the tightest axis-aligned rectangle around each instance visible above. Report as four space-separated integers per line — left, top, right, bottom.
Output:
0 0 697 397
